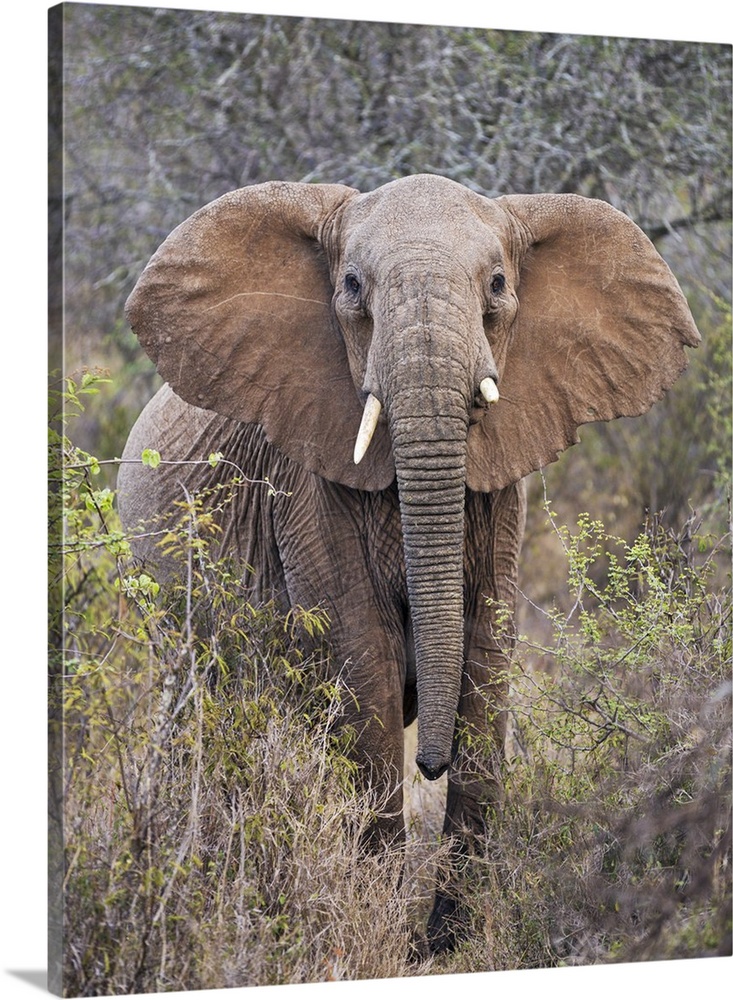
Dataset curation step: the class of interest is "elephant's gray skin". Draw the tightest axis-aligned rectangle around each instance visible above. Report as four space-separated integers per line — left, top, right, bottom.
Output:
118 174 699 951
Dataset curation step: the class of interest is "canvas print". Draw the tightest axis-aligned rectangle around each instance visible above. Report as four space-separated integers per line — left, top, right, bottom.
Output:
48 3 732 995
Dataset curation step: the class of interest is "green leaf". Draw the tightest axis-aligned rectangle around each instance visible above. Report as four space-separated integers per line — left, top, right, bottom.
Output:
84 487 114 513
141 448 161 469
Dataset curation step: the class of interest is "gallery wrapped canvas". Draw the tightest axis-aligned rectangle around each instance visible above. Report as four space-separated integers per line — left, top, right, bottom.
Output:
47 2 731 997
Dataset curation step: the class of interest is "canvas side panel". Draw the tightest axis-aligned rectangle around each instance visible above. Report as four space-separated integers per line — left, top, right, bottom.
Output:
48 3 64 996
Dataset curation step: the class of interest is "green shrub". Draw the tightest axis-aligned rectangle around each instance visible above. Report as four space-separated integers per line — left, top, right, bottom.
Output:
449 505 732 971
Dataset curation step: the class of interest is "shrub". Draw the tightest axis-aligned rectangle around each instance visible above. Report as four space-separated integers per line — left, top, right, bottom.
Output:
444 505 731 971
51 374 411 995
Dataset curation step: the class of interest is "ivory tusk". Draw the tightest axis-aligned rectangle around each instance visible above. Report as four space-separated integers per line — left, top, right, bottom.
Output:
479 377 500 405
353 394 382 465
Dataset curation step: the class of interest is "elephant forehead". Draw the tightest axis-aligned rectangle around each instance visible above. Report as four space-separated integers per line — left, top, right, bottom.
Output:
342 176 505 266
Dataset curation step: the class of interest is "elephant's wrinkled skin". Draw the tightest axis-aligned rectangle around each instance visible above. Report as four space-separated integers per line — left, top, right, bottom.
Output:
118 174 700 951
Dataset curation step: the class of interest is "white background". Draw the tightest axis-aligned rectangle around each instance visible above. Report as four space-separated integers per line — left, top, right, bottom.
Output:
1 1 730 998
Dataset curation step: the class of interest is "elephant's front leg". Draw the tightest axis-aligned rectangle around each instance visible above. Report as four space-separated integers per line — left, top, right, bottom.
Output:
333 624 410 849
426 649 509 952
274 481 409 847
427 480 527 953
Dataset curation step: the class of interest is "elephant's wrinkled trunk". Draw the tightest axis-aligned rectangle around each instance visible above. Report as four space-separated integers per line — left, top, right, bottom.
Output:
391 404 469 780
372 266 486 780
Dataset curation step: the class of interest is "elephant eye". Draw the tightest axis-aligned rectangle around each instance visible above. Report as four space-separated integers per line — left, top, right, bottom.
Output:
490 274 505 297
344 273 361 297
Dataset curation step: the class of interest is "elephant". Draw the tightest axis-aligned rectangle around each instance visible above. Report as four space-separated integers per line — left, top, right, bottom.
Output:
117 173 700 951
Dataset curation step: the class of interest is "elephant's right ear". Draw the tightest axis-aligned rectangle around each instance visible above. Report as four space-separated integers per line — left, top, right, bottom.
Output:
125 181 394 489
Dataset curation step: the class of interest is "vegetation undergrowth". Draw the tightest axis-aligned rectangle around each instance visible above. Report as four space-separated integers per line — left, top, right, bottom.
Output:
444 500 731 972
51 373 411 995
50 374 731 994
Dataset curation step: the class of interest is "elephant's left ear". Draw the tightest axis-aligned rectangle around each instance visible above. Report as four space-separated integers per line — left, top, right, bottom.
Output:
125 181 394 489
466 193 701 492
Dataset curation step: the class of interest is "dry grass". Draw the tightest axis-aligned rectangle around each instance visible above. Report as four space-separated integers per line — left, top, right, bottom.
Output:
55 463 731 993
60 577 417 994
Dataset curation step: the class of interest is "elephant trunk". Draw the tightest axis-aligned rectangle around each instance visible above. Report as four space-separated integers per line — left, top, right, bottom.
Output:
371 267 488 780
391 404 468 780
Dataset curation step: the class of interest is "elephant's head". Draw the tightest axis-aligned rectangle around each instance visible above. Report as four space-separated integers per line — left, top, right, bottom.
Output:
125 175 700 780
